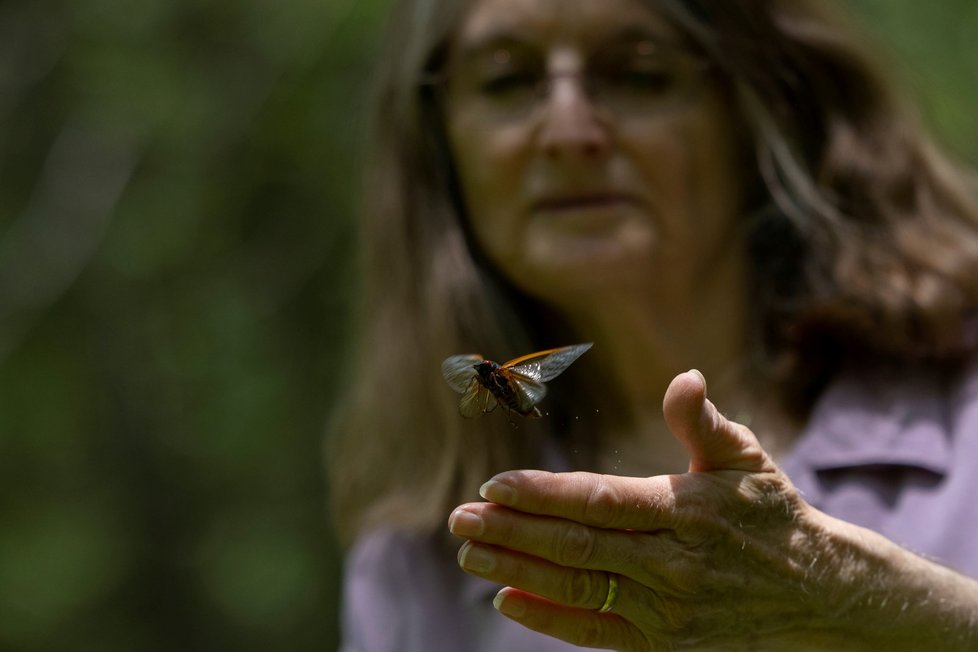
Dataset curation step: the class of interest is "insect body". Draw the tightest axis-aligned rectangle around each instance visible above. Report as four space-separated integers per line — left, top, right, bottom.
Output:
441 343 593 418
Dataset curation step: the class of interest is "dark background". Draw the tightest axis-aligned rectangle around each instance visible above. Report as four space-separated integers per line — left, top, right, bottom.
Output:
0 1 974 650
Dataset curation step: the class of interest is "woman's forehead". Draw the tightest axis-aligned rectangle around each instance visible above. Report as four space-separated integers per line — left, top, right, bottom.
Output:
452 0 679 50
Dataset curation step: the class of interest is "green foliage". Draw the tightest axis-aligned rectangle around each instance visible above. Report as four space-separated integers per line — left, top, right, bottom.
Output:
0 0 387 649
853 0 978 161
0 1 973 650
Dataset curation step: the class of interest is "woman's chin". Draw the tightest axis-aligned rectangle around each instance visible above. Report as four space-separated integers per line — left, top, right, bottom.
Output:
511 248 661 305
524 229 657 278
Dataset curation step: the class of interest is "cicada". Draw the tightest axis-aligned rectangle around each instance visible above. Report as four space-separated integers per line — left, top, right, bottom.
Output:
441 343 592 418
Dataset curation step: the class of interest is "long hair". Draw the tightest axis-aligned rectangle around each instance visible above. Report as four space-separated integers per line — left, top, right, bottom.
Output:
327 0 548 545
661 0 978 408
327 0 978 545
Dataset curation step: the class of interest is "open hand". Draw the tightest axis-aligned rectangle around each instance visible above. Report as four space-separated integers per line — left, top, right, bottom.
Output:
448 370 853 650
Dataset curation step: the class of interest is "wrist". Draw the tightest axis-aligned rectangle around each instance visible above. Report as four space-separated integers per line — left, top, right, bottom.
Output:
801 510 978 651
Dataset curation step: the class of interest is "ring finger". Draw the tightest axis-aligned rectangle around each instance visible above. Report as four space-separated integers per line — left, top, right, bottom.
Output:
457 540 637 619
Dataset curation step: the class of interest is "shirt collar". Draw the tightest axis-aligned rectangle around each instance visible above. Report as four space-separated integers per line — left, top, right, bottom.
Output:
782 362 953 505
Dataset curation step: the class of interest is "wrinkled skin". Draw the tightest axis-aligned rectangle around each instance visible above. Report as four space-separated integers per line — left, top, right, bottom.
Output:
448 371 978 650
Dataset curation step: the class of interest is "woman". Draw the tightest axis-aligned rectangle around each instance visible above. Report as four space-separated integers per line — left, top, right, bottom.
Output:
329 0 978 649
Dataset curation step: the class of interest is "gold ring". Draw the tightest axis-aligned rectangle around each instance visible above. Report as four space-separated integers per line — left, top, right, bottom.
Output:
597 573 619 613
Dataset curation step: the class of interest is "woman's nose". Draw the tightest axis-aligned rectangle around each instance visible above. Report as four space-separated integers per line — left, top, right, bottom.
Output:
535 76 612 159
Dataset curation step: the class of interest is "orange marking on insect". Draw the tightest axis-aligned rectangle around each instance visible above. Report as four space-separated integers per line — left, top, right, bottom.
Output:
441 343 592 418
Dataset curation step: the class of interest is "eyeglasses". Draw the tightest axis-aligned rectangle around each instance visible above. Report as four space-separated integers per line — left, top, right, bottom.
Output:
424 40 711 124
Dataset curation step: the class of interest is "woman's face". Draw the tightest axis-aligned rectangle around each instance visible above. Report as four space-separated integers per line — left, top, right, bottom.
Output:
443 0 750 307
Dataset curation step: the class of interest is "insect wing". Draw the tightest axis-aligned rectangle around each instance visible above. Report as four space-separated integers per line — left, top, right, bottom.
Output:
445 343 592 418
458 380 497 418
503 342 593 383
441 354 484 393
499 368 548 414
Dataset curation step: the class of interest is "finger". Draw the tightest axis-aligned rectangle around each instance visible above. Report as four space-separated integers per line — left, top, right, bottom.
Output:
478 470 680 530
450 503 671 577
457 539 673 630
662 369 775 474
492 587 648 652
456 540 613 611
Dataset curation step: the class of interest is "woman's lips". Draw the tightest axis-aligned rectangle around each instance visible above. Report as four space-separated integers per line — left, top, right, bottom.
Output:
527 193 640 236
531 193 637 213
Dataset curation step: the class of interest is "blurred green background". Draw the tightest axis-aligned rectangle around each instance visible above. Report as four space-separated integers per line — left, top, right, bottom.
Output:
0 1 974 650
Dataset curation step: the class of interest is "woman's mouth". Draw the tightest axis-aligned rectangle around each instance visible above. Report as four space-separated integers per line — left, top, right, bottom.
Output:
532 192 637 213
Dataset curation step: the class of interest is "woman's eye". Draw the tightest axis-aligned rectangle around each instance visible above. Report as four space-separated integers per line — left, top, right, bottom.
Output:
606 67 677 95
479 72 539 97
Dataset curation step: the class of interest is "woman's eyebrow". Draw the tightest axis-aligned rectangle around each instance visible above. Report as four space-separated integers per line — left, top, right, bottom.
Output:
594 25 684 51
453 23 683 65
452 32 533 67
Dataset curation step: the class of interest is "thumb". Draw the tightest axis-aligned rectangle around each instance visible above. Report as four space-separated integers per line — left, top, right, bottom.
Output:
662 369 774 474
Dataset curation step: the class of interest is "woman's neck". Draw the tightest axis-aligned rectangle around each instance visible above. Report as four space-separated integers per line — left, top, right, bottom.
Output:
557 266 799 473
567 260 750 415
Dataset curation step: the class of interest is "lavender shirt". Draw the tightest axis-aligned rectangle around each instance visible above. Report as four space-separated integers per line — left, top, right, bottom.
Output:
340 357 978 651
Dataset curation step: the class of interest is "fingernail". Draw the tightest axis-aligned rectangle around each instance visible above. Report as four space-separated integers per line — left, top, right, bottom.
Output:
493 589 526 617
458 541 496 574
479 480 517 505
689 368 707 394
449 509 484 537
